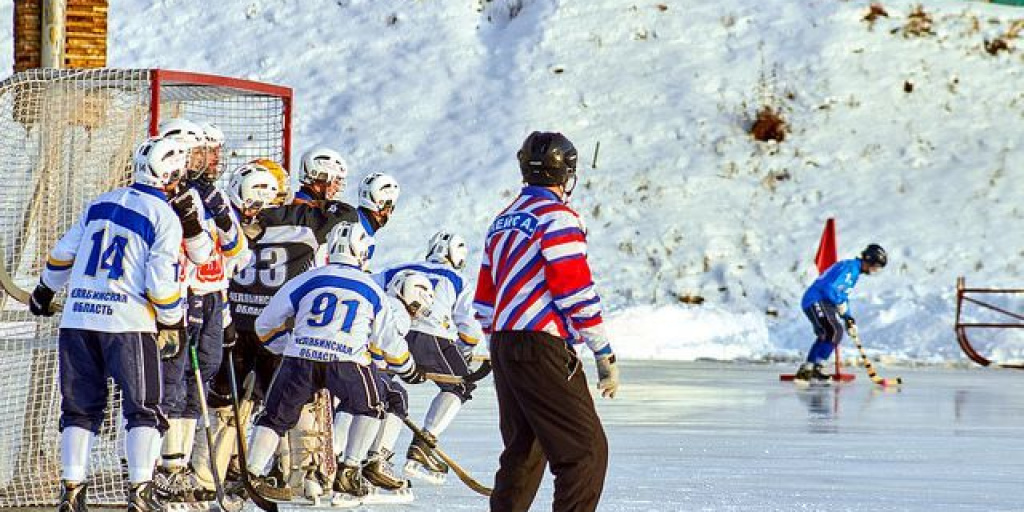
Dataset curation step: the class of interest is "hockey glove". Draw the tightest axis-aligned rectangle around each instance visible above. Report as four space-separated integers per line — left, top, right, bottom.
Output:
28 283 55 317
595 353 620 399
844 316 858 338
203 188 234 231
398 364 427 385
157 320 184 360
222 321 237 349
170 191 204 239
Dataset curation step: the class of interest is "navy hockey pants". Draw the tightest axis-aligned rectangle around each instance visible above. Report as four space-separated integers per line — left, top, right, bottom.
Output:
804 300 844 365
161 291 223 418
256 357 384 436
59 328 167 433
406 330 475 402
374 371 409 418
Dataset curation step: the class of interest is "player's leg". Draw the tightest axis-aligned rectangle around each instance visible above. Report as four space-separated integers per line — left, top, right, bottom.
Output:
328 362 384 498
56 328 108 512
192 324 247 493
104 331 169 512
363 373 410 491
246 356 316 500
156 321 190 497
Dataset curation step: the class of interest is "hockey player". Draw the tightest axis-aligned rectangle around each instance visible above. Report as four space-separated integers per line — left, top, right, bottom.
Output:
292 147 349 205
355 172 401 261
247 221 424 501
361 270 436 498
795 244 888 382
28 137 189 512
377 231 483 484
474 131 619 511
153 119 235 500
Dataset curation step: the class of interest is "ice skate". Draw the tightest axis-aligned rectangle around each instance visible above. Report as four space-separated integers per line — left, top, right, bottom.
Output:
247 472 294 501
361 450 414 505
127 482 164 512
403 435 448 485
58 481 88 512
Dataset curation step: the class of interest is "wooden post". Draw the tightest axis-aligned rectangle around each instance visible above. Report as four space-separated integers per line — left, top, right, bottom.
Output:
41 0 67 68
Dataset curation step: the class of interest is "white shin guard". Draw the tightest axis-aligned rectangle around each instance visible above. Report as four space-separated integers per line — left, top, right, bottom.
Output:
192 406 236 490
60 426 95 483
332 411 352 458
423 392 462 437
126 426 161 484
370 413 403 456
247 426 281 476
342 415 381 467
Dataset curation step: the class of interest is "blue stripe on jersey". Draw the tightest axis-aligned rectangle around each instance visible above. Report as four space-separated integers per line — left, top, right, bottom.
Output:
86 202 157 247
288 275 383 315
383 263 464 296
520 186 561 201
357 210 377 260
130 183 168 201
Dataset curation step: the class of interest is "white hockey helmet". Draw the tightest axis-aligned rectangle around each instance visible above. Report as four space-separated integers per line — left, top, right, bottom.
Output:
157 118 205 150
388 270 436 318
357 173 400 214
132 136 188 189
200 122 226 148
325 221 373 267
426 230 469 270
227 162 281 211
300 146 349 187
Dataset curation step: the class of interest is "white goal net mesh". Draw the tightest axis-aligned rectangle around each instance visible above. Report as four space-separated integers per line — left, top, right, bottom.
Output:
0 68 290 507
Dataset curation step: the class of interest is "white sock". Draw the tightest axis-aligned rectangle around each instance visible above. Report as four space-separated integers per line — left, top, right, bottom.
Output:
423 392 462 437
246 426 280 476
370 413 403 456
161 418 187 469
332 411 352 458
126 427 161 484
60 427 95 483
342 415 381 467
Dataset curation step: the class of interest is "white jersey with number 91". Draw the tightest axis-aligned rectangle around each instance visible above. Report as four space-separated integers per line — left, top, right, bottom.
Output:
254 262 388 365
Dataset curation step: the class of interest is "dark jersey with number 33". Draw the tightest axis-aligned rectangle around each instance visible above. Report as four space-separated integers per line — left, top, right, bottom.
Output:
229 201 357 332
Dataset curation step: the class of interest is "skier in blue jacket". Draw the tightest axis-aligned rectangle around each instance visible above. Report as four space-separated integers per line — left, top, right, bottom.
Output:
796 244 888 381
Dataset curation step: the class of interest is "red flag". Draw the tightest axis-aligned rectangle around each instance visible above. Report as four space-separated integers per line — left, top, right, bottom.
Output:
814 218 837 275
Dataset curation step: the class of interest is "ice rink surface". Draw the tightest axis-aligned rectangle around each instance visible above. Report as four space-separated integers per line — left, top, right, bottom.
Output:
397 361 1022 511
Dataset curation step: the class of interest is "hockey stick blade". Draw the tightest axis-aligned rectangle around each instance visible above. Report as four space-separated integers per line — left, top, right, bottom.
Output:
851 333 903 387
400 416 492 496
0 244 62 313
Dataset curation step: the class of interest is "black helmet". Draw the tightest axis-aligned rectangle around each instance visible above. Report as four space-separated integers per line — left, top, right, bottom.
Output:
517 131 578 187
861 244 887 267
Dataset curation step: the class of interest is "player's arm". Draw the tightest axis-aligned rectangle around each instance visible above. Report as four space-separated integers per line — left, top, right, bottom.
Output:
472 247 496 337
453 283 484 352
146 212 185 327
170 188 214 265
254 276 298 346
30 208 87 316
221 207 252 276
823 261 853 313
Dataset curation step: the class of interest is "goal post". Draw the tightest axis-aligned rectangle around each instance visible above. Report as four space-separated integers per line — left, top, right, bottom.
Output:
0 68 292 507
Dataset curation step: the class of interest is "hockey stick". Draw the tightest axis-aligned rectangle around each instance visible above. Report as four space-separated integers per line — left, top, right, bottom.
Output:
399 415 492 497
849 332 902 387
189 340 243 512
225 345 279 512
0 243 62 312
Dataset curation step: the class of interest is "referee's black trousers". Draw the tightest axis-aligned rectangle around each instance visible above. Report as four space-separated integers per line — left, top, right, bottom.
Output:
489 331 608 512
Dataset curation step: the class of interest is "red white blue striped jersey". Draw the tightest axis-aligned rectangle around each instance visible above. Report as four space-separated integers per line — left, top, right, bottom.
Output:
473 186 611 356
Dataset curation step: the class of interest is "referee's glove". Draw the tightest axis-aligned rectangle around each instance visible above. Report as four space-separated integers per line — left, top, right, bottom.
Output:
595 353 620 399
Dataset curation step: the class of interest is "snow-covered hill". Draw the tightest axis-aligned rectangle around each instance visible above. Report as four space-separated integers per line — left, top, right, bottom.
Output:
3 0 1023 362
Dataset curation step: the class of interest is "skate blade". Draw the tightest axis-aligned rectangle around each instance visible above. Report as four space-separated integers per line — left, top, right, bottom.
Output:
328 492 363 509
362 488 415 505
166 502 219 512
403 460 447 485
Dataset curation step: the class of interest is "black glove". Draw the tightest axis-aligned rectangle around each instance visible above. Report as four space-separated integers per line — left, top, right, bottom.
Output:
223 322 237 349
202 187 233 231
843 316 856 329
157 320 184 360
29 283 55 317
398 364 426 385
170 191 203 239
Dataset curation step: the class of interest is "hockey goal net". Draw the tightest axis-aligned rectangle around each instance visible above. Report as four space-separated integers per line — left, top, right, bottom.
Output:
0 68 292 507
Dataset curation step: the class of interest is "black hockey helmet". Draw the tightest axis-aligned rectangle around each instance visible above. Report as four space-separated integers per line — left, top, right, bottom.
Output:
517 131 578 188
861 244 888 268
